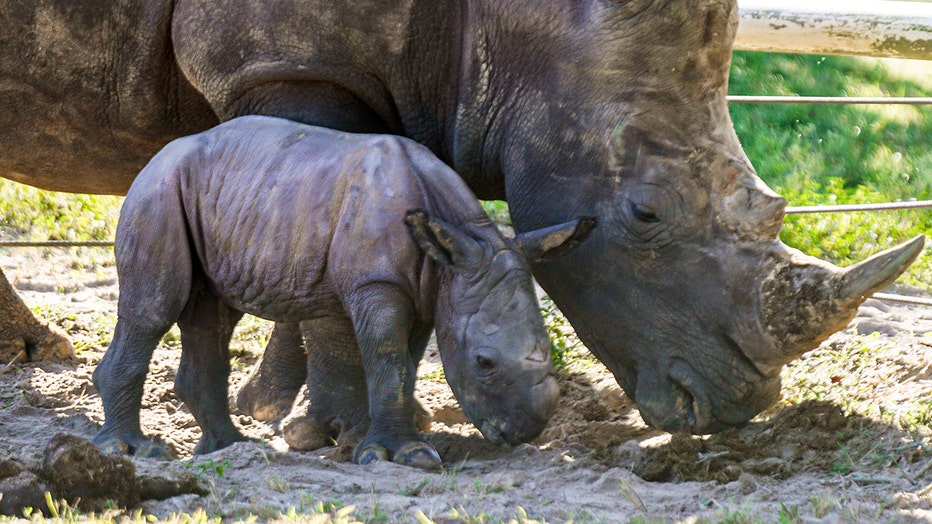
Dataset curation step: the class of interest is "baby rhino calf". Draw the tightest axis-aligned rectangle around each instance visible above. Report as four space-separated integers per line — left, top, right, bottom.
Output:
93 115 593 469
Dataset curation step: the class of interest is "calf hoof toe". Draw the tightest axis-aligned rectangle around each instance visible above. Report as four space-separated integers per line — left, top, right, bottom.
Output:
393 442 442 470
96 438 170 459
354 445 389 465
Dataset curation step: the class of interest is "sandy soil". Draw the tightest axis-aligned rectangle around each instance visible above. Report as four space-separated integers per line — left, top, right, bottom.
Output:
1 246 931 523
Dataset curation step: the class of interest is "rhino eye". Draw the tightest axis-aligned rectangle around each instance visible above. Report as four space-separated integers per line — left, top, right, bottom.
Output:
630 202 659 223
476 355 496 371
473 351 499 377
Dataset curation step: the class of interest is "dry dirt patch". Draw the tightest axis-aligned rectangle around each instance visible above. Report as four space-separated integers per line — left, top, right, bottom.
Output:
1 247 931 523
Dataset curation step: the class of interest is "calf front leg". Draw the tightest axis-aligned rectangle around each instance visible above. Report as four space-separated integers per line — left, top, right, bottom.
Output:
284 316 435 453
174 286 246 454
347 283 441 470
93 317 174 457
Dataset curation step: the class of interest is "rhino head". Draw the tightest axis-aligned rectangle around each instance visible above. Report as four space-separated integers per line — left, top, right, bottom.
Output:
459 0 923 433
407 211 594 445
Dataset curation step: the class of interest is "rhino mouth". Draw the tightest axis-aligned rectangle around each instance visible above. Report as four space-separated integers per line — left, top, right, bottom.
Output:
668 362 703 433
479 418 509 445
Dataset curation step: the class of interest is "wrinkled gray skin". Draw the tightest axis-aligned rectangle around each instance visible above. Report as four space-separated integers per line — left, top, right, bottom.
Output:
1 0 923 434
93 115 591 468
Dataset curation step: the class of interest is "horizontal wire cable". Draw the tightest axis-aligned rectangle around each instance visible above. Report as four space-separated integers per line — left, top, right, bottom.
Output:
786 200 932 214
728 95 932 105
0 240 114 248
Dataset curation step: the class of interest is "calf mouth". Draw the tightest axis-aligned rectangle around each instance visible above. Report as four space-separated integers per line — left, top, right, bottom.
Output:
474 373 559 446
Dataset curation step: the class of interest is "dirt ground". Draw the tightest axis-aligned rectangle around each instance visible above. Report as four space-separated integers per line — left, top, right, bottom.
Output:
1 246 931 523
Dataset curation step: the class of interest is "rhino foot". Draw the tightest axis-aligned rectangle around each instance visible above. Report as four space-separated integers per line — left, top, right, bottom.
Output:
393 441 442 470
192 431 251 455
31 323 75 361
282 417 335 451
94 433 171 459
353 438 442 470
235 380 300 422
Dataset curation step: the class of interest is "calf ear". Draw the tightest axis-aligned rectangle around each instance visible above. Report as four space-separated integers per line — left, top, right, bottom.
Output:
514 217 596 262
405 210 482 269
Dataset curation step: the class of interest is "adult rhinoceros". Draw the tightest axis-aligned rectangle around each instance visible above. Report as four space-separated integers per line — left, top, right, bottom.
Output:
1 0 922 434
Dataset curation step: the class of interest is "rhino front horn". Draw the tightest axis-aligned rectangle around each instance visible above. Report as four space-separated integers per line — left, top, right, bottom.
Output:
761 235 924 364
838 235 925 302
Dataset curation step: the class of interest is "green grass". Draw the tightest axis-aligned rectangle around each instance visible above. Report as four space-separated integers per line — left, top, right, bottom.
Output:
0 180 121 242
729 52 932 290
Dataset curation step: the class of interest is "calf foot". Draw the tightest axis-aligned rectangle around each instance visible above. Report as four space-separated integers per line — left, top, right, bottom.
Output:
354 444 390 465
93 432 171 459
193 431 251 455
353 438 442 470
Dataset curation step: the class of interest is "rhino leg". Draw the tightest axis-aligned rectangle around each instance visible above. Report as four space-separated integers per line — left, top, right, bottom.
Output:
284 316 434 453
92 311 175 458
346 284 441 470
174 284 247 455
235 322 307 421
283 315 369 451
0 267 74 363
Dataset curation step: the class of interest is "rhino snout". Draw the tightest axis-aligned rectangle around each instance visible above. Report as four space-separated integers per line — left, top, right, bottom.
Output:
635 359 781 435
476 373 559 446
528 373 560 425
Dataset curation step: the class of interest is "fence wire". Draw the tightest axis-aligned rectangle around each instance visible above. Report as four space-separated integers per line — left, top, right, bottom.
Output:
728 95 932 105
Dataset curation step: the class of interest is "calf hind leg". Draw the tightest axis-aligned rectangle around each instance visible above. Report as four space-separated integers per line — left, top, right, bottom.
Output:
174 286 246 454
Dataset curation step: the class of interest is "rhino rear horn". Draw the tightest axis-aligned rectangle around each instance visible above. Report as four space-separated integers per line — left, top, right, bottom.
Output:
514 217 596 262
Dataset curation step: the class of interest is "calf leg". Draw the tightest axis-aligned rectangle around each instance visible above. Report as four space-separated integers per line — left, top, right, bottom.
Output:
347 284 441 470
235 322 307 421
174 285 246 455
284 317 435 453
93 317 175 457
283 315 368 451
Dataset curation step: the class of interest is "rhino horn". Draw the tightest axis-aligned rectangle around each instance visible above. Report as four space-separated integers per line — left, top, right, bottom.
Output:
760 235 924 364
838 235 925 302
718 168 786 242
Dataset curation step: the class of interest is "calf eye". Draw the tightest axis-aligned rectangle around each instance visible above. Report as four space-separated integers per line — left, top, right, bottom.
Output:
476 355 496 371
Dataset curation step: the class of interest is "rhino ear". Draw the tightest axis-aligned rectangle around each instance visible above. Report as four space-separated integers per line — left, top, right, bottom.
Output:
514 217 596 262
405 210 482 269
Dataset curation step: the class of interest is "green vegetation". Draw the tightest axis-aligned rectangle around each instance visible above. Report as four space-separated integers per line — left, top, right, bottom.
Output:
0 181 121 242
729 52 932 288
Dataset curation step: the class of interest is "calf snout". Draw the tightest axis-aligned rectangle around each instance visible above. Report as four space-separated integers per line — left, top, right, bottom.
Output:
480 370 559 446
